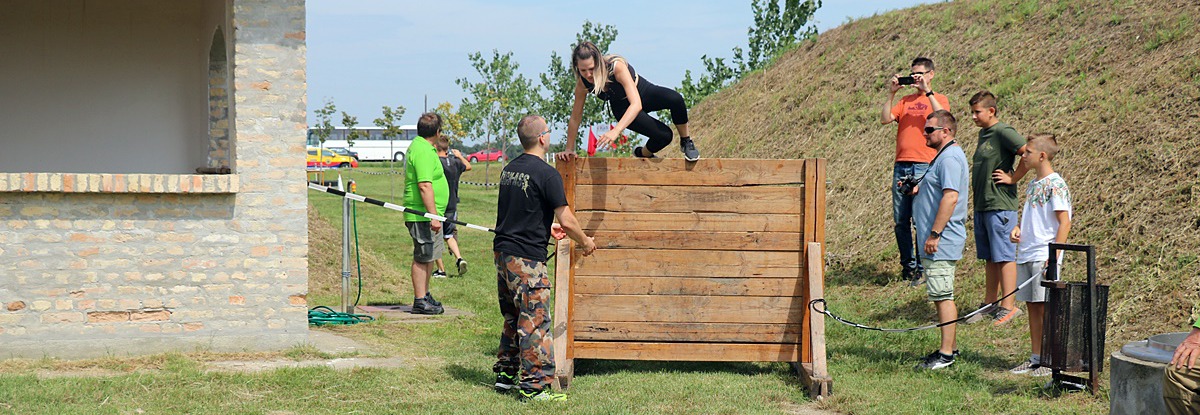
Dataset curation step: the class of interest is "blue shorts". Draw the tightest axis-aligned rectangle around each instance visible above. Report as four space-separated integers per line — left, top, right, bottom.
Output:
973 210 1017 262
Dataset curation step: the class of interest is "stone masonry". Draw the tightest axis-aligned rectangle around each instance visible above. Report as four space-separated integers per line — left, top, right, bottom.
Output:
0 0 309 358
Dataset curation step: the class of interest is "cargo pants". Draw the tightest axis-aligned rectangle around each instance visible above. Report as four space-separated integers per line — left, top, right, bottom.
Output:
493 252 556 392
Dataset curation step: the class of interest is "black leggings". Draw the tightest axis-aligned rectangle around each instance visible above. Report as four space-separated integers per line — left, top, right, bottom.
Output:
608 77 689 154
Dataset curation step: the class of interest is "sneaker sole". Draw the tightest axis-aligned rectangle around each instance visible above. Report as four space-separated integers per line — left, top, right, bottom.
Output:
457 260 468 276
494 383 517 392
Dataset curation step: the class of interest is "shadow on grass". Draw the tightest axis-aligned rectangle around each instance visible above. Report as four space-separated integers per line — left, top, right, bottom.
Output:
868 295 933 324
576 359 771 378
445 363 495 389
828 262 898 286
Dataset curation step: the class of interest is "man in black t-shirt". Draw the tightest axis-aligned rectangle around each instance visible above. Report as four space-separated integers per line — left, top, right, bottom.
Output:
491 114 596 402
433 136 472 278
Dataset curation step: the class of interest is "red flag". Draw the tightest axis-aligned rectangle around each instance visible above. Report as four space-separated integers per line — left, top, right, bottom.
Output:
587 127 598 156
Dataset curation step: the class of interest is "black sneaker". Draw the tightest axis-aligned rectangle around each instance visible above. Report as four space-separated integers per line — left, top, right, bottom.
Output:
914 350 955 370
633 146 656 158
456 257 468 276
432 269 448 278
903 268 925 287
424 293 442 307
679 138 700 162
410 298 444 315
494 372 518 393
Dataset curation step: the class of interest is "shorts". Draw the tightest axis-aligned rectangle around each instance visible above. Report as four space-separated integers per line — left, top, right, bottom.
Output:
406 221 444 263
442 210 458 239
921 258 957 302
973 210 1018 262
1016 261 1054 303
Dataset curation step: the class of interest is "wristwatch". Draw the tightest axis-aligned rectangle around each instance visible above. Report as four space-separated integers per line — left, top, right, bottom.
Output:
930 230 943 239
925 91 935 97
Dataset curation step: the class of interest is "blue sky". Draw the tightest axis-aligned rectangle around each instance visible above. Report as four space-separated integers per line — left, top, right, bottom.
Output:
306 0 933 137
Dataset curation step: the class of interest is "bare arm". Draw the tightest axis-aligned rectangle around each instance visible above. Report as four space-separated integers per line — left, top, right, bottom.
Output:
993 145 1031 184
417 182 442 232
565 79 587 153
914 75 944 112
924 189 959 254
554 205 596 256
453 149 472 171
1173 327 1200 370
881 74 901 125
1053 210 1071 243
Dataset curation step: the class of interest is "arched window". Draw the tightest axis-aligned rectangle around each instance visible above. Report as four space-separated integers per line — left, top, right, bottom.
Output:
207 27 232 171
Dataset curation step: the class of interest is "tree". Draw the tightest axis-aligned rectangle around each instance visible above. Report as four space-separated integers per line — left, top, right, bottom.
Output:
456 49 534 181
340 111 365 147
434 101 466 143
373 105 406 200
537 21 619 149
680 0 822 106
312 99 337 149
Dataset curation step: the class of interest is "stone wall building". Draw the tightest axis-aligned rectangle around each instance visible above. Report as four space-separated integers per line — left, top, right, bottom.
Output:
0 0 309 358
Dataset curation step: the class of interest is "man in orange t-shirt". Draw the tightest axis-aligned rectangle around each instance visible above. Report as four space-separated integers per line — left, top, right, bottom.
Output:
880 57 951 286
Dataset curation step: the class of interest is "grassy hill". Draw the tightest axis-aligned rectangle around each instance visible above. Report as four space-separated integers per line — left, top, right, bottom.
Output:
691 0 1200 344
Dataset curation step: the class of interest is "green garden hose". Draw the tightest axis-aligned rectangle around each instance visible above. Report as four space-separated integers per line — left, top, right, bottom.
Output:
308 200 374 326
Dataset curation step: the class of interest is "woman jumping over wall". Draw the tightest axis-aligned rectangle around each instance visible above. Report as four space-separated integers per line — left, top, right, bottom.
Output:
565 41 700 161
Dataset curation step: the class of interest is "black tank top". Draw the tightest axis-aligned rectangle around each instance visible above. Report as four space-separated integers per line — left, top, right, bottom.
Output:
580 58 637 102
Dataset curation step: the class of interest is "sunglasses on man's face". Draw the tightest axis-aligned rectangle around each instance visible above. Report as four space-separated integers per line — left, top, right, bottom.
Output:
924 126 946 135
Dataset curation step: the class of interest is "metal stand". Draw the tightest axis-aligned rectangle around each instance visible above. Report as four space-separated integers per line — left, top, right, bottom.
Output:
339 175 353 314
1043 243 1103 394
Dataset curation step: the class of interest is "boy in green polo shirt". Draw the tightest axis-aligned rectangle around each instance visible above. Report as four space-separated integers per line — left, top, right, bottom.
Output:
964 91 1027 326
404 112 450 314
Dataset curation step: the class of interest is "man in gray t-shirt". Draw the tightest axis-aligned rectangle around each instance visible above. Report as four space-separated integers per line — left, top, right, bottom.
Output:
912 110 969 371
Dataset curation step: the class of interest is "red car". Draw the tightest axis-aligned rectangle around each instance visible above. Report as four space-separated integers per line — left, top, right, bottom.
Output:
467 148 506 162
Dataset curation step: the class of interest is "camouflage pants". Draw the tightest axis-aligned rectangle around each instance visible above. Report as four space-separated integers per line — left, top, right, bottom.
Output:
493 252 556 391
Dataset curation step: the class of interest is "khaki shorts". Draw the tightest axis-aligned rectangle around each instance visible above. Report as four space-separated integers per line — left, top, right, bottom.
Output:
406 221 444 263
1017 261 1053 303
921 258 957 302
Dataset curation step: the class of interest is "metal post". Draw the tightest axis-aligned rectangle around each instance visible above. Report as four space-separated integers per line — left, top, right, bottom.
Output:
1086 245 1099 393
339 175 352 314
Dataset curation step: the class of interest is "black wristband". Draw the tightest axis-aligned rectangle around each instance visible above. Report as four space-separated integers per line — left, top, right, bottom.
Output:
925 91 935 97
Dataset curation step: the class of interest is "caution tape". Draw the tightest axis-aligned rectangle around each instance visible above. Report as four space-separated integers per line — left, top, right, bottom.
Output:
460 180 499 187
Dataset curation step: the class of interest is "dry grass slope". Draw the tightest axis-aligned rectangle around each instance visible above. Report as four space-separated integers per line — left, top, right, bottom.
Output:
691 0 1200 344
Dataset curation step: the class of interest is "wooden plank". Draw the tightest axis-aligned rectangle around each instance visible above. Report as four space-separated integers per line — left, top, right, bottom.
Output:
576 212 802 233
573 294 806 324
574 341 801 362
552 239 573 387
576 158 806 186
556 157 577 363
575 276 805 297
800 159 817 363
574 321 802 343
575 185 802 214
573 249 800 278
590 230 801 251
807 242 828 378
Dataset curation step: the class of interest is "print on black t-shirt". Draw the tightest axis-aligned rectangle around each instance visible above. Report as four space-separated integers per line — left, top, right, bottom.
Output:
493 154 568 262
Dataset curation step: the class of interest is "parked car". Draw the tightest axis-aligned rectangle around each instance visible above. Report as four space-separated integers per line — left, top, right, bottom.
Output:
327 146 359 161
306 147 359 168
467 148 506 163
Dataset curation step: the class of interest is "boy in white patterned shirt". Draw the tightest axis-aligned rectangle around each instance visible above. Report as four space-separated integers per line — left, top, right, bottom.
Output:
1008 133 1072 376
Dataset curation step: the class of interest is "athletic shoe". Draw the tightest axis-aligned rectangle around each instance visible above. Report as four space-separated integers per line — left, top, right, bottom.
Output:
456 257 468 276
680 138 700 162
519 388 567 402
904 268 925 287
432 269 448 278
633 146 656 158
992 306 1024 326
494 372 518 392
914 350 955 370
410 298 444 315
963 304 997 324
424 293 442 307
1010 359 1039 374
1029 365 1052 377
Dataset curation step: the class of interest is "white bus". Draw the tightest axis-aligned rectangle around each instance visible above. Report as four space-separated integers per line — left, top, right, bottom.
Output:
306 125 417 163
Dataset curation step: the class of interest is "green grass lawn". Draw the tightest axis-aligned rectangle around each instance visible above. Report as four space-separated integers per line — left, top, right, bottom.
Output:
0 162 1108 414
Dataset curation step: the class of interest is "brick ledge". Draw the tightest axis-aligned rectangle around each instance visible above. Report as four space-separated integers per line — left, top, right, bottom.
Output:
0 173 239 194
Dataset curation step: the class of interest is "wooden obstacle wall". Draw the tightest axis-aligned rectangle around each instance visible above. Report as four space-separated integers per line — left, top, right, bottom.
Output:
552 157 830 397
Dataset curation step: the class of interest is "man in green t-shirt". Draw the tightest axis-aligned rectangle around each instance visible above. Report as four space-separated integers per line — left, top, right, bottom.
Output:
965 91 1027 326
404 112 451 315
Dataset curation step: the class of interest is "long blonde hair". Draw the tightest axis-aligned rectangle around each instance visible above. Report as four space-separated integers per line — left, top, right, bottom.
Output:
572 41 626 96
